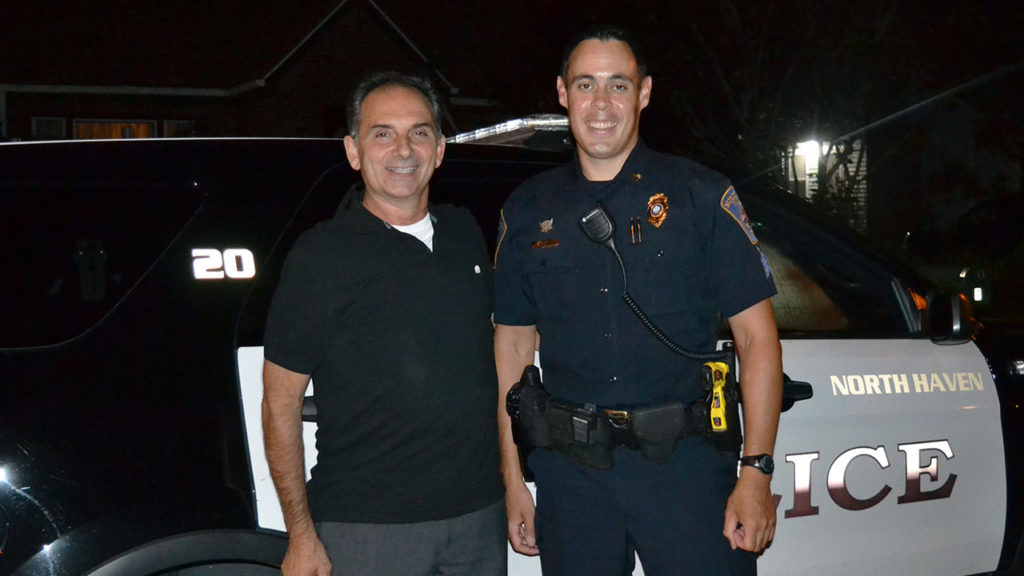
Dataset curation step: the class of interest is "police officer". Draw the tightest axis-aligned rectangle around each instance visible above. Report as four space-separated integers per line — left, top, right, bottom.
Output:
494 27 783 575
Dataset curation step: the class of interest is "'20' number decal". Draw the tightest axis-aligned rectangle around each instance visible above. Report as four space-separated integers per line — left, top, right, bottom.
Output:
192 248 256 280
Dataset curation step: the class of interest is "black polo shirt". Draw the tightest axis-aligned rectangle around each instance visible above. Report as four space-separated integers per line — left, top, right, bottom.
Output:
264 186 502 523
494 142 775 407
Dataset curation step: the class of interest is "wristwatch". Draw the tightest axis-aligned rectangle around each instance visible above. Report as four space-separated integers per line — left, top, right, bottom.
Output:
738 453 775 476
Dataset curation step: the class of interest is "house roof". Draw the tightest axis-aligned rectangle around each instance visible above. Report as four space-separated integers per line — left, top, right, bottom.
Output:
0 0 522 97
0 1 357 91
0 0 566 104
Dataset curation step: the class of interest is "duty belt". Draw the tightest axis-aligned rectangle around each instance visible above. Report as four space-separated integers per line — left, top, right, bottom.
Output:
543 399 708 469
507 366 712 470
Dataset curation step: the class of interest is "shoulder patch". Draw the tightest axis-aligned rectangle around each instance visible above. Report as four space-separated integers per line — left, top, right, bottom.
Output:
757 246 773 279
720 187 758 244
494 209 508 267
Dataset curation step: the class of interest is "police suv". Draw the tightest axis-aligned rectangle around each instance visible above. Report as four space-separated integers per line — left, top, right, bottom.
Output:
1 136 1021 576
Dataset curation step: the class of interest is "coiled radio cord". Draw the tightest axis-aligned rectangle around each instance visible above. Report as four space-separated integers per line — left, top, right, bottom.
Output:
583 205 727 362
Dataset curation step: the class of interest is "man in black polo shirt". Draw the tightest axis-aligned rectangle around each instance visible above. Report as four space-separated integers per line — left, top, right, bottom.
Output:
262 72 505 576
495 27 783 575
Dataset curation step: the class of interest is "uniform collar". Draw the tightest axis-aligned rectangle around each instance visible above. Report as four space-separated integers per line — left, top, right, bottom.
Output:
569 139 652 188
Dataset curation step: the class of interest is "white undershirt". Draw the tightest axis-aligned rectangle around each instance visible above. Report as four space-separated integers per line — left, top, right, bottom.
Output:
391 213 434 251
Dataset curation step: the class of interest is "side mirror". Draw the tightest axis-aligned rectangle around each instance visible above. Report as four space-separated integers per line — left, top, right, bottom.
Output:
926 290 980 345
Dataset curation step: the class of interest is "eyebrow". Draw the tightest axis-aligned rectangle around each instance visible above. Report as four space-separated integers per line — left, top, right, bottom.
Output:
571 73 634 85
367 122 435 132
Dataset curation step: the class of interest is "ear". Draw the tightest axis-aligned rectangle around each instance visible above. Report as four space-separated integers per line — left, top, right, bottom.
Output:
556 76 568 109
343 135 360 171
434 135 446 168
639 76 652 111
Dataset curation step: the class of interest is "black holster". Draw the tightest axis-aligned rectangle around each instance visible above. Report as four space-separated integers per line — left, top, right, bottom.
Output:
507 365 550 448
506 366 546 479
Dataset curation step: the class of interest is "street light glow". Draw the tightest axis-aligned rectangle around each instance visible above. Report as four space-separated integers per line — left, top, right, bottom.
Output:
795 140 821 165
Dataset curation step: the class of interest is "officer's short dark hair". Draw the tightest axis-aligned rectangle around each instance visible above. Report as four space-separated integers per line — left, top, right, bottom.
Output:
346 71 443 140
560 26 649 80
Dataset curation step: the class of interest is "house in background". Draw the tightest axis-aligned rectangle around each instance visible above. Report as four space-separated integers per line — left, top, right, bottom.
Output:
0 0 509 141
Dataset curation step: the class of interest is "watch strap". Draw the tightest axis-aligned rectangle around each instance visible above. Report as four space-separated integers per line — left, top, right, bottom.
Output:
738 453 774 475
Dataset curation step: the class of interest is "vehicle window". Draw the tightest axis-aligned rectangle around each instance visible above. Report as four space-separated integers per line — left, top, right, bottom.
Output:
751 219 910 338
236 161 358 348
1 182 202 348
762 242 851 332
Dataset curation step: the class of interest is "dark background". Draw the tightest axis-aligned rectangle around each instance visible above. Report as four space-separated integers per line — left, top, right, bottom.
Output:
1 0 1022 316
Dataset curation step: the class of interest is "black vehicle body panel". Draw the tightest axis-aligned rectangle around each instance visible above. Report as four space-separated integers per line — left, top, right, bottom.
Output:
1 140 345 572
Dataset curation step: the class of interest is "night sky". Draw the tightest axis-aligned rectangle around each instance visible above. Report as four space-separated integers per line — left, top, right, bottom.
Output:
3 1 1019 118
1 1 1020 212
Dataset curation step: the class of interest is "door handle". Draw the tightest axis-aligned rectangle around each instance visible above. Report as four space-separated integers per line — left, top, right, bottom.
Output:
781 373 813 412
302 396 318 422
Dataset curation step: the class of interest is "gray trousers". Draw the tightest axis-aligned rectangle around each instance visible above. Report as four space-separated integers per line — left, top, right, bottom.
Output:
316 499 507 576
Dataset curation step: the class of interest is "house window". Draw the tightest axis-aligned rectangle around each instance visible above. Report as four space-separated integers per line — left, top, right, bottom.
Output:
164 120 196 137
31 117 67 140
74 119 157 140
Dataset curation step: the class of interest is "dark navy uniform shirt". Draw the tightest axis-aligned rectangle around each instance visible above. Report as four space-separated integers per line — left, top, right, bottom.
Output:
494 141 776 407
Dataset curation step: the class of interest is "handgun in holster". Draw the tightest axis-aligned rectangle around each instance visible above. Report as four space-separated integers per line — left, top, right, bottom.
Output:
506 365 550 480
702 343 743 452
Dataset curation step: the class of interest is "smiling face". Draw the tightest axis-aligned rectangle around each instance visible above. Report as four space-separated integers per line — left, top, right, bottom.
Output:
344 85 445 223
557 38 651 181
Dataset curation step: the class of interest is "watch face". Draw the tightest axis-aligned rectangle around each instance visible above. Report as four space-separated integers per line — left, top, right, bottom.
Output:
742 454 774 474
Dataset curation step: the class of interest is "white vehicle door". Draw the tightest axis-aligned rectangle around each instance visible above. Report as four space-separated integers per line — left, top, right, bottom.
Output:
753 208 1006 576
